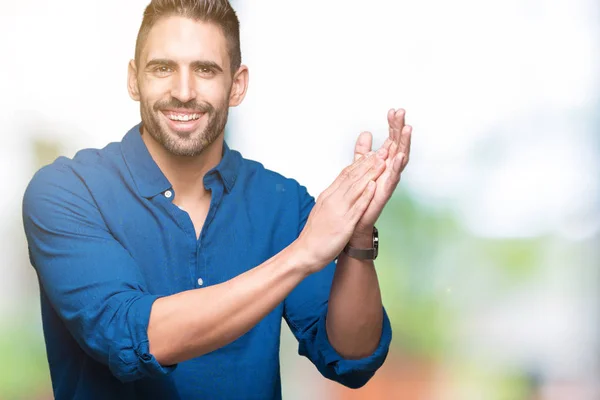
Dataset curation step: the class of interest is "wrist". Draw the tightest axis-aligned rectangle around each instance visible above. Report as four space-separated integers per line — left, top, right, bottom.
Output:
288 238 325 276
349 226 374 247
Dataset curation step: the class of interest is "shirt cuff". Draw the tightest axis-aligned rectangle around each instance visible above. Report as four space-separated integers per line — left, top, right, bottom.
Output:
108 294 177 382
316 306 392 377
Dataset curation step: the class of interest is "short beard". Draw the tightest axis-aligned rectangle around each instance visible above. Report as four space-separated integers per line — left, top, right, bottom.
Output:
140 97 229 157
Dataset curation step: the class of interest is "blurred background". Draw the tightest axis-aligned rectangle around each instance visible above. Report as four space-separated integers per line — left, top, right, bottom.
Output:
1 0 599 399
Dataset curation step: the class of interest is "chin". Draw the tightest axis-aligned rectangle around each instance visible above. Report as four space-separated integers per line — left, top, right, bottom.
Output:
163 130 216 157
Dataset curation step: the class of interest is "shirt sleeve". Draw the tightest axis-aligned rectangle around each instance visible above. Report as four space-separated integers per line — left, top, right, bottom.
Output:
282 183 392 389
22 162 176 383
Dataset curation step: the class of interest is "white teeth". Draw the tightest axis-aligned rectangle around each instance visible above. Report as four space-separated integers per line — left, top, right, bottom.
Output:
168 113 200 122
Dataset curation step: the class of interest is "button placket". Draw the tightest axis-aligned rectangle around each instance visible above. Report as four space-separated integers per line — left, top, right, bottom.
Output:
195 176 224 290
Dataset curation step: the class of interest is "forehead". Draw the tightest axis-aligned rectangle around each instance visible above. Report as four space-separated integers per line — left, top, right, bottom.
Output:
141 16 230 69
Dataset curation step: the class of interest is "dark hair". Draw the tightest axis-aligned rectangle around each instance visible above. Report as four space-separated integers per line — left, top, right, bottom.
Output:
134 0 241 74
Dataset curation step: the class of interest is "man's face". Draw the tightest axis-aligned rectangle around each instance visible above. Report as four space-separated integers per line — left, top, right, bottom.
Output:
132 17 233 157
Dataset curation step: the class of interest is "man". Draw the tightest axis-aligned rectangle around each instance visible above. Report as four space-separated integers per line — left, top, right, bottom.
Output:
22 0 412 399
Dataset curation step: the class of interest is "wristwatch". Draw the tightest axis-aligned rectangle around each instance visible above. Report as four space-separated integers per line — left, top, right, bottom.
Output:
342 226 379 260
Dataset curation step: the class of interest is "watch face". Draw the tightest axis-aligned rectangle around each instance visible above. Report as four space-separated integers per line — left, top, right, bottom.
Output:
373 226 379 258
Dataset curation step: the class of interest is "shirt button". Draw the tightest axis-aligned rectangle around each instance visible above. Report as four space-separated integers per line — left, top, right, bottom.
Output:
197 278 204 286
164 190 173 199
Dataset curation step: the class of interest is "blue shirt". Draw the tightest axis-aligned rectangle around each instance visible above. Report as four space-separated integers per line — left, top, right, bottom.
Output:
22 124 392 400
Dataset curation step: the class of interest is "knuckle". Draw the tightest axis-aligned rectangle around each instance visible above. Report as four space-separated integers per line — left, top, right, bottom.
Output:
348 180 361 194
348 168 360 180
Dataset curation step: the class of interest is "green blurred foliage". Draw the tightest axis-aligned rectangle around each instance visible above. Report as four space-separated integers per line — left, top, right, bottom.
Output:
377 191 459 357
0 320 51 400
377 190 545 360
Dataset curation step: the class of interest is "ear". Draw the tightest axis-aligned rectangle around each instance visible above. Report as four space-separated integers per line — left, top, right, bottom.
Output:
127 60 141 101
229 65 249 107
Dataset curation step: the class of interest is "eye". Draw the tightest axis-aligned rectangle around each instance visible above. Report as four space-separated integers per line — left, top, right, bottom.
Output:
153 66 173 75
196 67 215 76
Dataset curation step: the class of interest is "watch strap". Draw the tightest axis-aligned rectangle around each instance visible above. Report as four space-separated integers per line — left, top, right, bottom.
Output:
342 226 379 260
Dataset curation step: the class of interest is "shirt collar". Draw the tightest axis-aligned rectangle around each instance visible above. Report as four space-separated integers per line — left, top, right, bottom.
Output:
213 140 241 193
121 123 241 198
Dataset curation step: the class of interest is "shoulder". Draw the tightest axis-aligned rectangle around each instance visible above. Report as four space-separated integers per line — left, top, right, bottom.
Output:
23 141 123 212
237 154 314 204
232 153 316 238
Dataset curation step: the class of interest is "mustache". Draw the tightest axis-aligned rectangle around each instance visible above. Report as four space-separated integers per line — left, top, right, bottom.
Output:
154 98 214 113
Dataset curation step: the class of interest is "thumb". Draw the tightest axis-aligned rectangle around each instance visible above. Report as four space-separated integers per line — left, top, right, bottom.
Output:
354 131 373 161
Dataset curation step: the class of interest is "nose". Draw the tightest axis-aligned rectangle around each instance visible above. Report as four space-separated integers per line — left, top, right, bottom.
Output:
170 69 197 103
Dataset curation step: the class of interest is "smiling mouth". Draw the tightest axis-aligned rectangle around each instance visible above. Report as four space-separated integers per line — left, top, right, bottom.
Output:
163 111 203 122
160 110 206 133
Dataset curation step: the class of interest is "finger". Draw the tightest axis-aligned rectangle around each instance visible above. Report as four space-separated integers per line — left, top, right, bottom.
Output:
387 109 397 146
392 152 405 175
399 125 412 158
332 144 386 196
400 126 412 170
387 108 396 132
346 150 385 184
377 153 404 196
394 109 406 144
344 157 385 202
372 142 390 161
347 180 377 224
375 145 388 160
354 131 373 161
382 137 393 152
391 153 405 187
387 108 405 157
322 150 377 199
346 149 380 179
388 140 398 161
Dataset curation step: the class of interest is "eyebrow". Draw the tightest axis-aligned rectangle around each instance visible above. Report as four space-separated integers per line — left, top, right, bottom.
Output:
145 58 223 73
191 60 223 73
145 58 177 69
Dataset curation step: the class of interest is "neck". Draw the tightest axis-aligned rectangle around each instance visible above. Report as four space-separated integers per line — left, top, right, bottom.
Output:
141 127 224 202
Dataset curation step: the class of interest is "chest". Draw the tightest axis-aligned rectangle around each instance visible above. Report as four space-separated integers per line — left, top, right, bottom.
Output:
176 201 210 240
106 194 293 296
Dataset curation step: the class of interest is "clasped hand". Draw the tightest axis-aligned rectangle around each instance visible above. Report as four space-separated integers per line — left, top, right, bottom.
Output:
296 108 412 271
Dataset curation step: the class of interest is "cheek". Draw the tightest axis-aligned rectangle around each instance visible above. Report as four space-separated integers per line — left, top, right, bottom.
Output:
196 79 231 104
138 94 155 113
140 79 172 103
